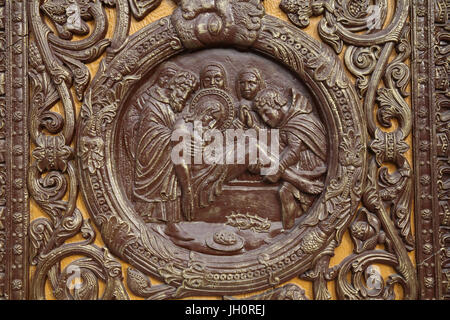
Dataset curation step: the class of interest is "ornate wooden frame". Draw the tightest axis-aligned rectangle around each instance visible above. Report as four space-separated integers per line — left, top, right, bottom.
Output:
0 0 448 300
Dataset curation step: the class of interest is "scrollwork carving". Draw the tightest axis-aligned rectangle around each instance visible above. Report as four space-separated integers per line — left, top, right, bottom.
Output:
15 0 438 301
279 0 418 300
27 0 138 300
71 3 366 299
336 160 417 299
344 45 381 97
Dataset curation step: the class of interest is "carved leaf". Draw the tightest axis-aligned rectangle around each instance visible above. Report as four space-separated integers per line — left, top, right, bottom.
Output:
280 0 313 28
73 270 99 300
306 47 348 89
318 18 343 54
378 165 414 251
128 0 162 20
72 257 106 281
80 219 96 243
140 225 174 261
100 216 135 255
32 134 72 173
376 87 411 136
29 218 54 265
158 263 182 286
56 53 91 101
127 268 152 297
54 208 84 248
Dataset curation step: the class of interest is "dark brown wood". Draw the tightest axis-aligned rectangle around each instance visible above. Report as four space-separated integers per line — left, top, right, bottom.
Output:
412 0 450 300
0 0 29 300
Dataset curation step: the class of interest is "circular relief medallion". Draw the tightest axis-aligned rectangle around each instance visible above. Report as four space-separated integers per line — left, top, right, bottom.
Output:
77 8 366 298
188 88 235 131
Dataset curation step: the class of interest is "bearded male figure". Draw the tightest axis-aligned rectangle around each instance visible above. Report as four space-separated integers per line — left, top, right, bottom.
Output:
133 70 198 223
124 63 178 162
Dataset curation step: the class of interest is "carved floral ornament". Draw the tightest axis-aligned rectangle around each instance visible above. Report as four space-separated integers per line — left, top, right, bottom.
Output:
0 0 442 300
72 0 370 297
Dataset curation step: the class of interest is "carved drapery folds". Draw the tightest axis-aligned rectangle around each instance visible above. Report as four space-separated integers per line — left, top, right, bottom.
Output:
0 0 438 300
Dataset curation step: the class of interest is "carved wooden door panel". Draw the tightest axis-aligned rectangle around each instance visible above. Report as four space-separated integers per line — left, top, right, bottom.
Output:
0 0 448 300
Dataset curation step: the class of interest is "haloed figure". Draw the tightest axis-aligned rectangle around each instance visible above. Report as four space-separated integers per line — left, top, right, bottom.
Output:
195 99 226 129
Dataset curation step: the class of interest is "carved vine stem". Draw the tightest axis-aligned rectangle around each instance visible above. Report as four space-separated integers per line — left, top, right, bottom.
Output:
364 42 394 137
105 0 131 64
30 243 127 300
280 0 416 299
336 159 417 299
29 0 75 144
28 0 133 300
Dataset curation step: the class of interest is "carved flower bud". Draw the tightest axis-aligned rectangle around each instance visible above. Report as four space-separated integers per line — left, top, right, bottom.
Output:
29 42 45 72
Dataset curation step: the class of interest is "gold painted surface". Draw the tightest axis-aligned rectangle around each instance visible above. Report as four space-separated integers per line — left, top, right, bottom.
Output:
30 0 414 300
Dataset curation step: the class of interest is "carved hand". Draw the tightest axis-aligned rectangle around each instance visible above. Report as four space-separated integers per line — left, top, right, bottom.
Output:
239 105 254 128
291 176 324 195
264 171 282 183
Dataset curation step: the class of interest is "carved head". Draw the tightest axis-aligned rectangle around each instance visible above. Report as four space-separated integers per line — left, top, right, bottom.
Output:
200 63 228 90
156 63 178 89
194 98 226 129
254 88 288 128
168 71 199 113
237 67 264 101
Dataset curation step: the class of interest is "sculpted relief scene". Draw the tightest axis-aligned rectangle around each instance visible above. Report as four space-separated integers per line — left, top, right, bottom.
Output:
116 50 327 255
0 0 448 300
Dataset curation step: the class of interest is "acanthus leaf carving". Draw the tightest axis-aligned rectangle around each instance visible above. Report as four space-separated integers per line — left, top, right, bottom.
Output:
128 0 163 20
21 0 426 301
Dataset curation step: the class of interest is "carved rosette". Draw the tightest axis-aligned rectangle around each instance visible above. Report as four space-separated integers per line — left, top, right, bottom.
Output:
0 0 28 300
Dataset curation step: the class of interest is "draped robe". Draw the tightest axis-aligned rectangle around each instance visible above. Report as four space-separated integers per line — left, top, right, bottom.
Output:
276 91 327 215
133 97 181 222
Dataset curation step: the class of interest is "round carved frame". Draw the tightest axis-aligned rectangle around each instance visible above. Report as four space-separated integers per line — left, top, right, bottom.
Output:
77 11 367 298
